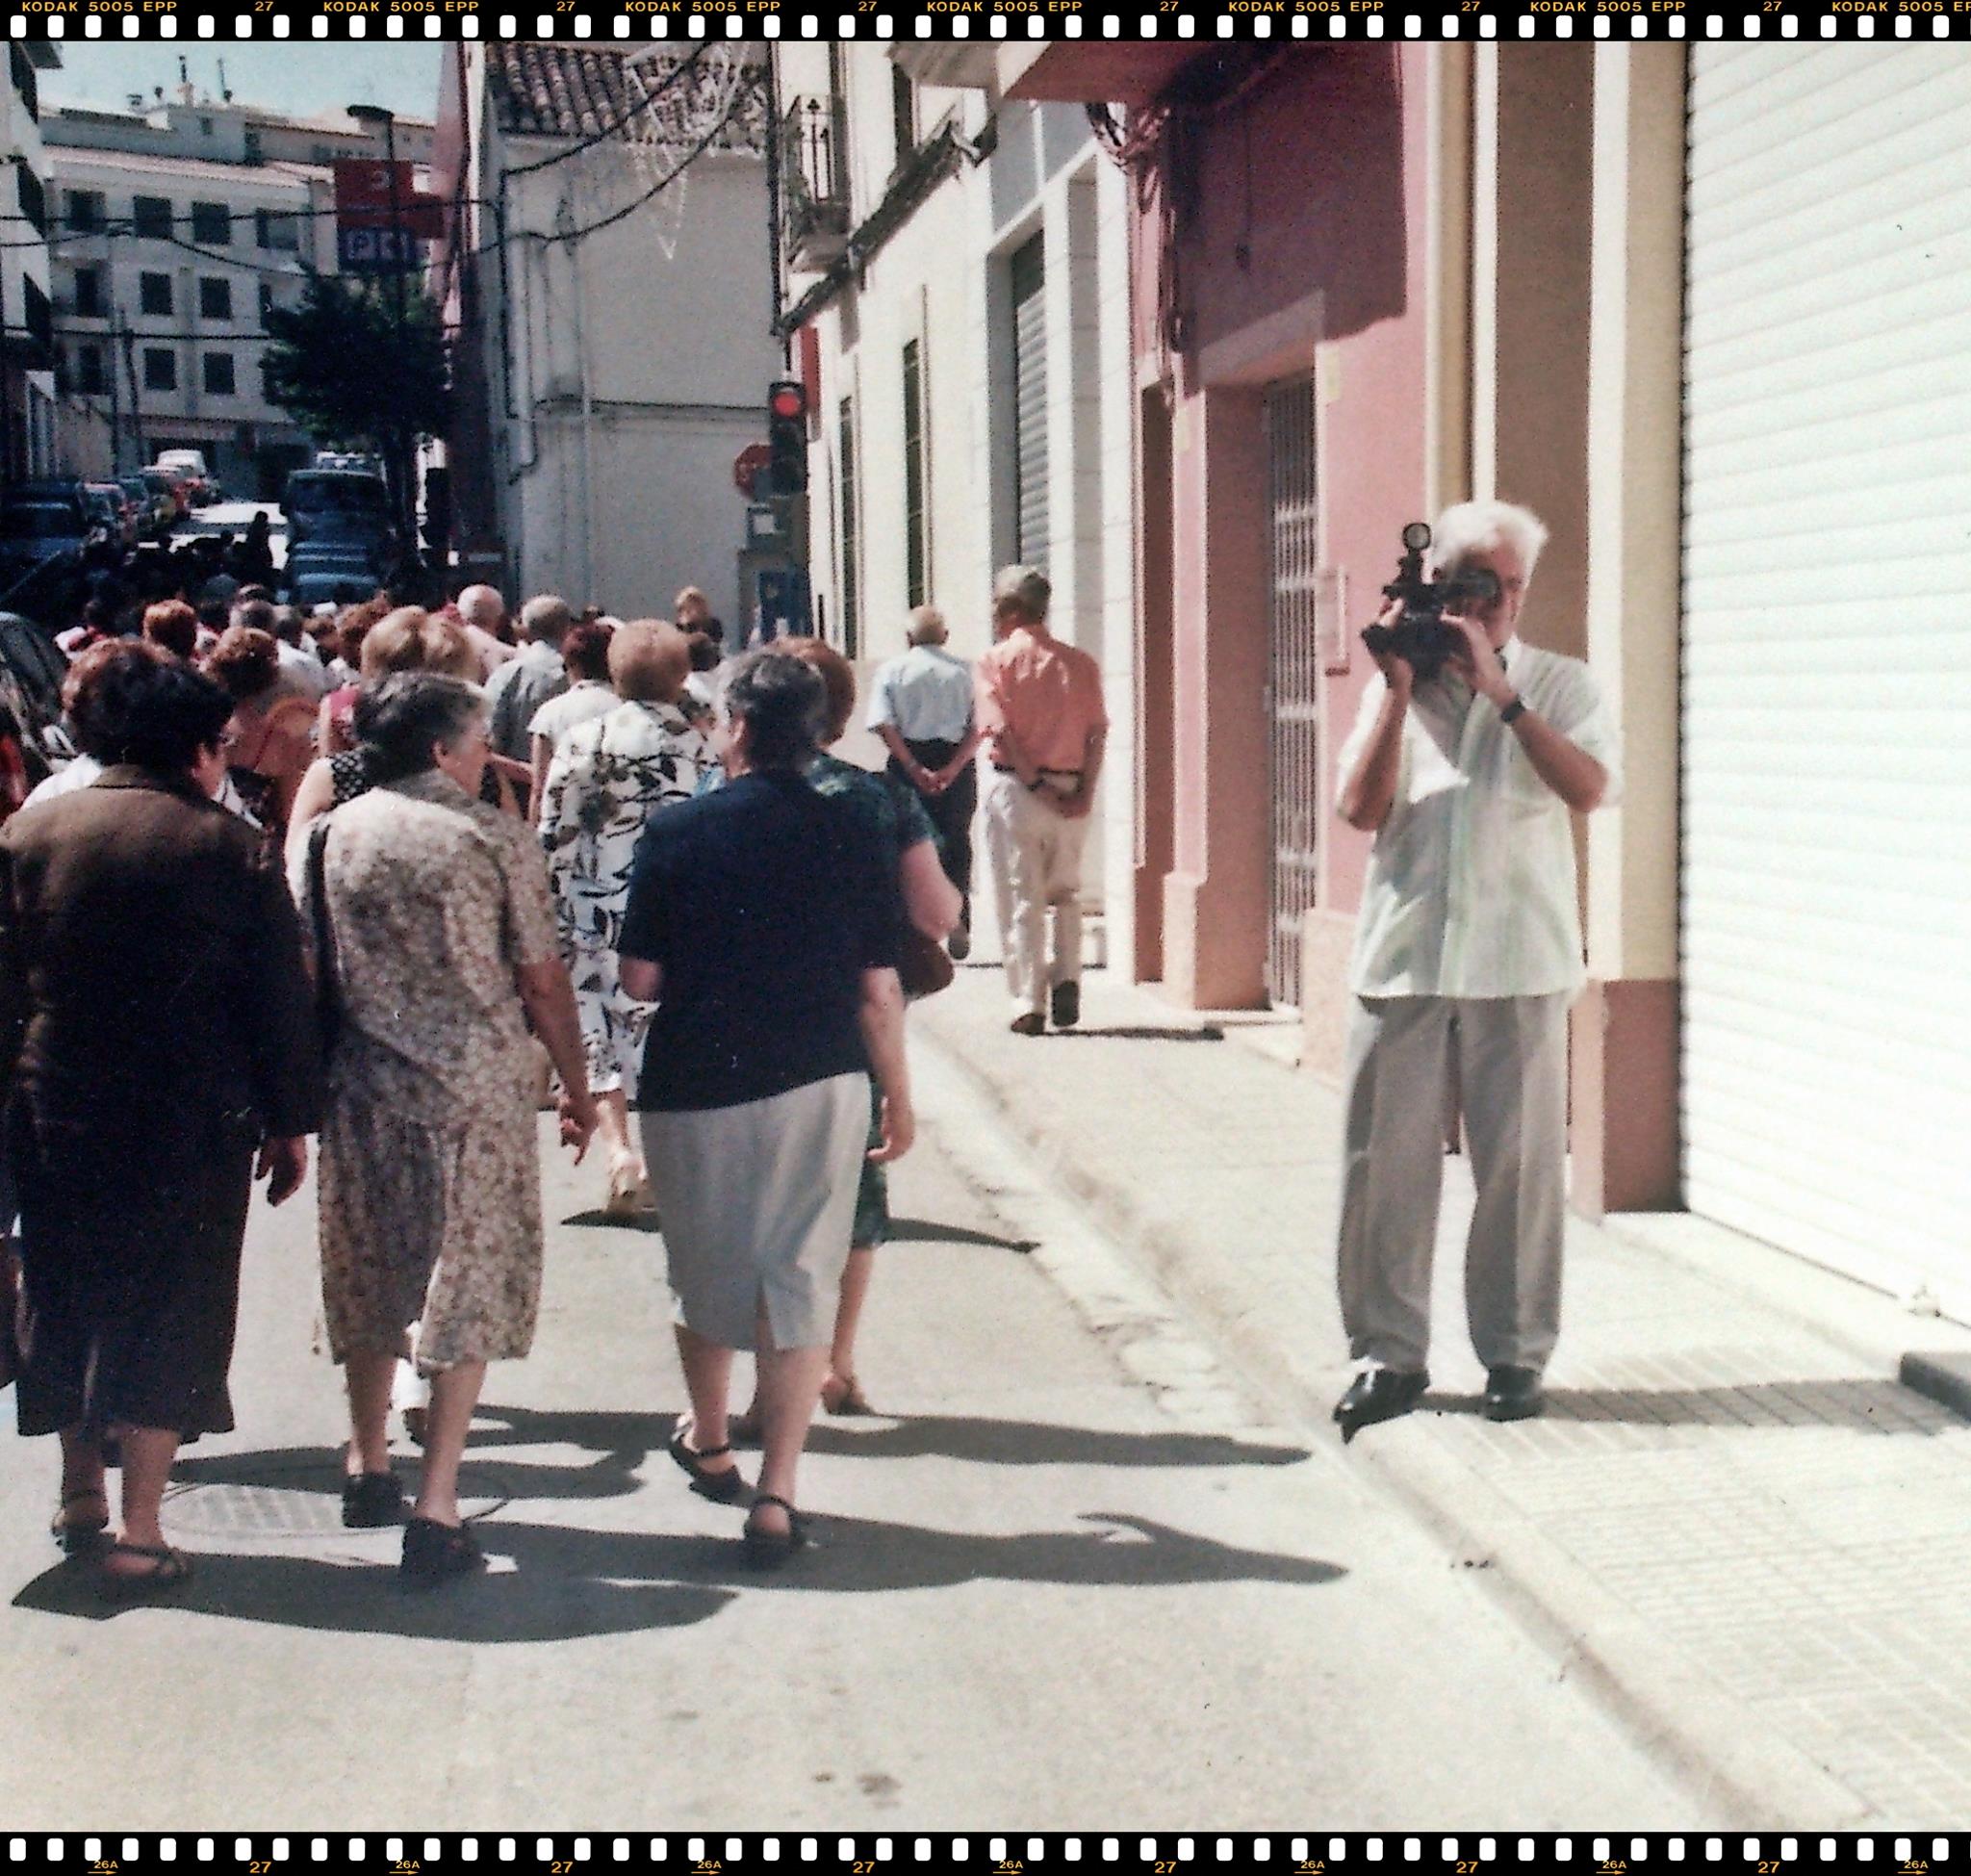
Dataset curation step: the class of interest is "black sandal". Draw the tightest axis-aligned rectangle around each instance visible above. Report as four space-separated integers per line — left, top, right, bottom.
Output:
95 1541 193 1603
51 1488 111 1559
668 1425 748 1504
342 1470 407 1529
399 1515 485 1586
741 1493 811 1570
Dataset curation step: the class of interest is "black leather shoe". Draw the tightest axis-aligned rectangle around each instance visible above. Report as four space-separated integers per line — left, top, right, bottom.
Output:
1050 981 1081 1029
947 924 971 963
1333 1367 1429 1444
1482 1366 1545 1422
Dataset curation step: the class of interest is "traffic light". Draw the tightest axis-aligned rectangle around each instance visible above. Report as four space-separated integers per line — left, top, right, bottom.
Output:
767 379 808 497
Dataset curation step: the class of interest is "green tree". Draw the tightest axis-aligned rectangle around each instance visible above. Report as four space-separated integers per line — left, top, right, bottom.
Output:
262 270 448 553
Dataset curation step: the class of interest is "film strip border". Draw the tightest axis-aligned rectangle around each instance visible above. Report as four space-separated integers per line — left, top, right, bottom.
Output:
0 1838 1958 1869
8 5 1971 42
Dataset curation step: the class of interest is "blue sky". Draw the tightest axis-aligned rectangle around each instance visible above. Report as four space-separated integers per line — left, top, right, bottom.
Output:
44 45 446 124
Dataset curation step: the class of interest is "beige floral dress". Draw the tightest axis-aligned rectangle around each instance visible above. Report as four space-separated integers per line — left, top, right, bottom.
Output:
306 769 562 1371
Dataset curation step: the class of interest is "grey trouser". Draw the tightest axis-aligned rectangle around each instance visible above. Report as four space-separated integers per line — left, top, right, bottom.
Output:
1336 992 1572 1375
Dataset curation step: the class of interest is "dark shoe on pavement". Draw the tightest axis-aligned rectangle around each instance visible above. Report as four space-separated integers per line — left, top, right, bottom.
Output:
741 1493 812 1571
95 1541 194 1603
947 924 971 963
1009 1012 1045 1038
342 1470 408 1529
399 1515 485 1587
1333 1367 1430 1444
668 1424 748 1503
50 1488 112 1559
1050 980 1081 1030
1482 1365 1546 1422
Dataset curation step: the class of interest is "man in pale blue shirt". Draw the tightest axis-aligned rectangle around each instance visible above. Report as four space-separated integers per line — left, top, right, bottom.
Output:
867 605 980 958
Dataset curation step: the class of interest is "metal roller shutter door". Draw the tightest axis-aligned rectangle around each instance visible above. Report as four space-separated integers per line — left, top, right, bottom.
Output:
1681 45 1971 1306
1011 233 1049 571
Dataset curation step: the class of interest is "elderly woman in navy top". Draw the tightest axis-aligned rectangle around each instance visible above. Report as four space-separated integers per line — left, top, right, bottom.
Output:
617 650 913 1568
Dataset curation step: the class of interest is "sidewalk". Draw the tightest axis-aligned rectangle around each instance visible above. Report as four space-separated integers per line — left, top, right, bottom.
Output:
914 965 1971 1829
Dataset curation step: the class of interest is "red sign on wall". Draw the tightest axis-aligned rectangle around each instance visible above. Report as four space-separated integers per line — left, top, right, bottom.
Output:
333 160 446 240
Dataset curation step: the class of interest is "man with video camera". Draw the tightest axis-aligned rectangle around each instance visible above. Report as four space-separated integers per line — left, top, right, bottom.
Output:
1331 500 1620 1440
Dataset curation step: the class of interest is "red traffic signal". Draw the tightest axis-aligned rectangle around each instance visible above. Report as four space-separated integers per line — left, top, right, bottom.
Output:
767 379 808 496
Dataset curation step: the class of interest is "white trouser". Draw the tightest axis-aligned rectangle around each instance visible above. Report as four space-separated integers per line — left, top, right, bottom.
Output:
983 771 1088 1016
1335 991 1572 1376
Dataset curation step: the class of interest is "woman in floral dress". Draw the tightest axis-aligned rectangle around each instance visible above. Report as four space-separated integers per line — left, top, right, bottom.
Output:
537 620 712 1215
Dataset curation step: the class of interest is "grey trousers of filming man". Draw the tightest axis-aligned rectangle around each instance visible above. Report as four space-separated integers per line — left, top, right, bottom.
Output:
1335 991 1572 1376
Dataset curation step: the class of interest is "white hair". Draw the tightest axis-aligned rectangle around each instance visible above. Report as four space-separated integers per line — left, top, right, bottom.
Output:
1429 501 1549 581
907 605 947 647
992 564 1051 619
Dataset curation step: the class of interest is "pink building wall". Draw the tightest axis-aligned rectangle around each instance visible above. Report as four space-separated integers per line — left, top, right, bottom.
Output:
1130 47 1436 1015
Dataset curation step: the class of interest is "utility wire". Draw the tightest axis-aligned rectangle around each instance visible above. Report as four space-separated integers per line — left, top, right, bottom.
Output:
500 42 712 177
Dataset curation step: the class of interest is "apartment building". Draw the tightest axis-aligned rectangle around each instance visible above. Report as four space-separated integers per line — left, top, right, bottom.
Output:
2 41 62 482
41 81 432 497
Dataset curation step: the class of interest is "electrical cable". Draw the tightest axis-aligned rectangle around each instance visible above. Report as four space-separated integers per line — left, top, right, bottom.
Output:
499 42 712 177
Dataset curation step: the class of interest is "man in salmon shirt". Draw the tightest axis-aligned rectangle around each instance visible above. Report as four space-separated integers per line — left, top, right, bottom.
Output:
974 566 1108 1036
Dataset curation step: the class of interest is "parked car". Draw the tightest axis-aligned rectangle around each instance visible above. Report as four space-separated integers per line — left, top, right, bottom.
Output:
0 609 76 822
153 449 216 507
288 568 384 611
283 468 396 589
120 474 175 541
83 481 139 550
0 485 104 616
140 468 191 527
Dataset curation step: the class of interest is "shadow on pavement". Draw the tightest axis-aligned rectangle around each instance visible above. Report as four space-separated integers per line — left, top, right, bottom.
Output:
886 1216 1038 1253
560 1209 662 1233
799 1417 1309 1469
1041 1026 1226 1043
11 1509 1343 1636
1416 1379 1953 1432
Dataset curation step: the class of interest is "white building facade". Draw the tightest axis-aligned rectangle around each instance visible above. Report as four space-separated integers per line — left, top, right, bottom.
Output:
775 45 1139 973
41 88 428 497
433 43 777 626
3 42 62 483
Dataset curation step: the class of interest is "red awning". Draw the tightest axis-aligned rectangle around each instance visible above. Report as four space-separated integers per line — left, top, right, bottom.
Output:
1004 46 1209 109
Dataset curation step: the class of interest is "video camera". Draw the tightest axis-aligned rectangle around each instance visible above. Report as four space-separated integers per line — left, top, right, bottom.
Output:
1361 522 1501 684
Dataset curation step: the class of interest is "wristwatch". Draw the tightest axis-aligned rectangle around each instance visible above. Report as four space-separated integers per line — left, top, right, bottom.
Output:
1498 693 1527 726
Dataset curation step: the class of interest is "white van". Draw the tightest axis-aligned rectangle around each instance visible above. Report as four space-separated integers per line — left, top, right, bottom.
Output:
155 449 212 482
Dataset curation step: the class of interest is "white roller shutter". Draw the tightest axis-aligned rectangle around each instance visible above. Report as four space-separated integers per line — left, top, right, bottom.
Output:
1011 233 1049 570
1681 45 1971 1307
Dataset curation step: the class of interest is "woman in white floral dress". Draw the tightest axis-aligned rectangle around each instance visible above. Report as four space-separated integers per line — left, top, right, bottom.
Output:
537 620 712 1214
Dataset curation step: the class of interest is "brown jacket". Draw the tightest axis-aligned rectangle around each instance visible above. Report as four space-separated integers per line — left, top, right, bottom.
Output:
0 766 322 1152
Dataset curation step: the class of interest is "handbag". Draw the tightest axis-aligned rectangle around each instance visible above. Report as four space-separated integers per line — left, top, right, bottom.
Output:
897 922 956 1000
305 821 344 1056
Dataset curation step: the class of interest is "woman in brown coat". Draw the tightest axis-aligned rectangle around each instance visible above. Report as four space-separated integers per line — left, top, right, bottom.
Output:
0 650 322 1599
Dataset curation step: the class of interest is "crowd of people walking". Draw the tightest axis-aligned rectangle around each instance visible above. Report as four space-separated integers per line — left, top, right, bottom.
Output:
0 548 1108 1598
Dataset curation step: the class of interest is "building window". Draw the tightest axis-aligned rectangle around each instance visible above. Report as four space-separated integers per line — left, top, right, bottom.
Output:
258 281 275 329
892 65 917 165
199 116 215 137
203 351 236 398
64 189 106 235
261 356 277 401
16 166 46 239
139 271 173 317
243 128 264 167
75 345 107 398
72 267 104 318
133 195 173 241
838 394 860 660
11 43 39 123
255 207 300 252
190 201 230 245
310 144 334 165
198 277 232 321
902 338 928 609
142 347 178 393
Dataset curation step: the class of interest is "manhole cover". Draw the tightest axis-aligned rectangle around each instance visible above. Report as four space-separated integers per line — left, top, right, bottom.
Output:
165 1461 509 1539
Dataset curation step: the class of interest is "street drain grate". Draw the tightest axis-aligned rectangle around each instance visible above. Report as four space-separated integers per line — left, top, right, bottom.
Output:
164 1463 509 1540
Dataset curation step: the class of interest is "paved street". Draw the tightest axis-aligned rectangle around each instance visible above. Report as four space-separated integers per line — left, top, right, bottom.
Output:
175 500 287 568
0 1034 1698 1830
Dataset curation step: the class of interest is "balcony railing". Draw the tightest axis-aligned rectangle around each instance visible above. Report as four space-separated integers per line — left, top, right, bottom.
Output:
780 94 850 272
